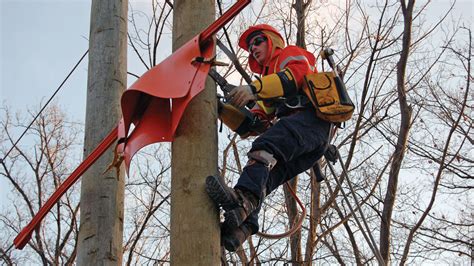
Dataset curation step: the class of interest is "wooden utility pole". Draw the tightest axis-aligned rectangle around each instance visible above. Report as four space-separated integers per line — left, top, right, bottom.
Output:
170 0 220 264
77 0 127 265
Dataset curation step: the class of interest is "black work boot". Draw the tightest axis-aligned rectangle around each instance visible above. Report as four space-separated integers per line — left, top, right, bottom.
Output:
205 175 259 230
221 223 253 252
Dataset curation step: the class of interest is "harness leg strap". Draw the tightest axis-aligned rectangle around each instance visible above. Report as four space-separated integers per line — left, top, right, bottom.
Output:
247 150 277 170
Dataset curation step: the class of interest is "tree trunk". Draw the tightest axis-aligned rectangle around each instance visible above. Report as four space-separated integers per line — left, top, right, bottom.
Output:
283 178 302 263
293 0 311 49
77 0 127 265
286 1 312 263
304 170 321 265
379 0 414 263
170 0 220 265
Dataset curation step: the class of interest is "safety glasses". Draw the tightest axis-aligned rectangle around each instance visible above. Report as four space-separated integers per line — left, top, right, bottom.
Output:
248 36 267 52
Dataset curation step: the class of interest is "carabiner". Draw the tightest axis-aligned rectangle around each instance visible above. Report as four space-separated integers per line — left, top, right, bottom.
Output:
284 95 305 109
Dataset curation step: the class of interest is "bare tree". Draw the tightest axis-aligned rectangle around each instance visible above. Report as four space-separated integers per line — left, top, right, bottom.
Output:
0 104 81 265
3 1 472 265
122 145 172 265
399 26 473 265
216 0 471 264
380 0 415 263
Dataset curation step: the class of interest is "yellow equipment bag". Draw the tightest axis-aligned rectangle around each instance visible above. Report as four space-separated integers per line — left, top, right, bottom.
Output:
303 72 354 123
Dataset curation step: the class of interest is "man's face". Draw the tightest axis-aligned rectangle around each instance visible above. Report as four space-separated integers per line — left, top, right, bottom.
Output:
248 35 268 65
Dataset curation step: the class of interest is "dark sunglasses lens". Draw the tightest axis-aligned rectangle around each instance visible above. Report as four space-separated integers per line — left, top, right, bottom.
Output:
253 37 266 46
248 36 266 50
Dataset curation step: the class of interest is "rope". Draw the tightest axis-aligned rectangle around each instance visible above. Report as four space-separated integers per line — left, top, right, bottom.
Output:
257 182 306 239
216 0 253 85
0 49 89 164
216 0 236 56
2 243 14 257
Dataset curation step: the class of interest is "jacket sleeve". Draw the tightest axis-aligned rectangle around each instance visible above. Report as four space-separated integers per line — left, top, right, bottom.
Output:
251 46 315 99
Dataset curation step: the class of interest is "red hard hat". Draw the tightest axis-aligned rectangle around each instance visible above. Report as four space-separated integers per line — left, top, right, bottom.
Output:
238 24 284 51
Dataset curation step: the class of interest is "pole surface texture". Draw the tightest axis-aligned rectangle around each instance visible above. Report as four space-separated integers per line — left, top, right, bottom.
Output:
171 0 220 264
77 0 127 264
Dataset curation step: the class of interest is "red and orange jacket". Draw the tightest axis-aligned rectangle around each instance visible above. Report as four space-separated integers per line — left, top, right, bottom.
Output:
239 24 317 114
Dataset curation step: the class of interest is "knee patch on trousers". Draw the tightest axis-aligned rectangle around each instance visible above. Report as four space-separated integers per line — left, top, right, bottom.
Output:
247 150 277 170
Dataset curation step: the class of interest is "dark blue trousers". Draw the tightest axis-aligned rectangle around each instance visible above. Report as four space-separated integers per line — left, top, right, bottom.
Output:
235 108 331 234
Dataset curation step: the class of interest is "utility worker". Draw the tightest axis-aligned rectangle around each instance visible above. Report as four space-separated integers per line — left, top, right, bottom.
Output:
206 24 331 251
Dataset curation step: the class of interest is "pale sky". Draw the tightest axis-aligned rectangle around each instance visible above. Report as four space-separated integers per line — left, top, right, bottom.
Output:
0 0 165 206
1 0 471 117
1 1 88 208
0 0 472 225
1 1 90 117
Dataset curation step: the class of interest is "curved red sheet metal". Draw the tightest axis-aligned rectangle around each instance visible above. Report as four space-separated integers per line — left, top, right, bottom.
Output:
119 36 215 170
13 0 252 251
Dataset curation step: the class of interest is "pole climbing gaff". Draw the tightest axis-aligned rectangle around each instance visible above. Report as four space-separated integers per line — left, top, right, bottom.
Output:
13 0 252 250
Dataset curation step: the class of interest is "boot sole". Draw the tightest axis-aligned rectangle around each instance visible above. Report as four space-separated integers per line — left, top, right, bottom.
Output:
205 175 238 211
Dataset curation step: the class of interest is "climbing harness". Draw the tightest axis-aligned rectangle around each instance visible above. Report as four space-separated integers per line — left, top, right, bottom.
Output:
210 38 311 239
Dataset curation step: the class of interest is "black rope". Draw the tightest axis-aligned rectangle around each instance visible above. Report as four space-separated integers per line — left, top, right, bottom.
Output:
1 49 89 164
216 0 253 85
2 243 14 256
217 0 237 56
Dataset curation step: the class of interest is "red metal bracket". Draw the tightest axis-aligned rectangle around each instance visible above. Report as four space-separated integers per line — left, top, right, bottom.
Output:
119 0 251 171
13 0 251 250
200 0 251 42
